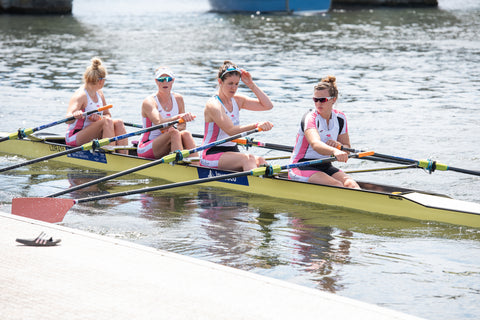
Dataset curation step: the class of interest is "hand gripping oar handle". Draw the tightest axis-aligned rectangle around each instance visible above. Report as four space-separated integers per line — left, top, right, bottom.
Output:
0 118 182 174
0 105 113 143
45 128 261 198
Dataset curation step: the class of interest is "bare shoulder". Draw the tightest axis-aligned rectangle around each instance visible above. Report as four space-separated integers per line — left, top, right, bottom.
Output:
69 87 88 109
172 91 184 100
233 94 247 109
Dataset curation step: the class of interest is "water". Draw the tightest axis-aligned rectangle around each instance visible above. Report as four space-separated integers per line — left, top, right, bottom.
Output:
1 0 480 319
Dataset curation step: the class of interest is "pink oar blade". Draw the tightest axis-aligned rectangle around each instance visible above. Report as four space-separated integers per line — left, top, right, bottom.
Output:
11 197 76 223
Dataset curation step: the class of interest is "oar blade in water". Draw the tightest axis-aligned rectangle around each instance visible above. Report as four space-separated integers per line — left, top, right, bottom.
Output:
11 197 75 223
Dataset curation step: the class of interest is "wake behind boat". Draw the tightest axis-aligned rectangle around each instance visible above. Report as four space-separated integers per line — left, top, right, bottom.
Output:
1 131 479 228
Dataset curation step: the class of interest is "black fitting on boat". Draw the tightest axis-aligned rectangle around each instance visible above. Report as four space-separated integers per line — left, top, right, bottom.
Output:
17 128 26 139
426 159 436 174
91 139 100 151
174 150 184 162
264 165 275 177
244 137 254 150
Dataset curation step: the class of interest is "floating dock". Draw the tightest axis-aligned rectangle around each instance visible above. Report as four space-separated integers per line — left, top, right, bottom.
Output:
1 211 425 320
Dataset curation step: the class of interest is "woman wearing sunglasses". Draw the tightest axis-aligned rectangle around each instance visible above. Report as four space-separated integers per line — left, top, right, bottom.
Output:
65 57 128 154
137 66 197 159
289 76 360 189
199 60 274 171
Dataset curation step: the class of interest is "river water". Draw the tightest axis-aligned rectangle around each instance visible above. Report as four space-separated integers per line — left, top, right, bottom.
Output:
1 0 479 319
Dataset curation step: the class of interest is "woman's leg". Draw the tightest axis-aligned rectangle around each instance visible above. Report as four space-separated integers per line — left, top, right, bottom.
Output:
332 171 360 189
180 131 198 157
73 120 105 146
308 171 344 187
113 119 128 154
218 152 258 171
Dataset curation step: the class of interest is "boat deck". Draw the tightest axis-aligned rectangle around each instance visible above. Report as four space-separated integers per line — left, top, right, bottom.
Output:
0 211 425 320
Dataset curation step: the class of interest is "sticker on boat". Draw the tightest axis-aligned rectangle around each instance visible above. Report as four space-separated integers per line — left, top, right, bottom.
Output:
67 150 107 163
197 167 249 186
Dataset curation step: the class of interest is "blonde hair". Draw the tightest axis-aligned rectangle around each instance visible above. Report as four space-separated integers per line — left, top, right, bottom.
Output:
314 75 338 98
83 57 107 84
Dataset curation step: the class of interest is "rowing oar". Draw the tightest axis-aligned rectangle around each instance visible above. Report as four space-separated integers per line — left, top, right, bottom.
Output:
341 146 480 177
42 128 262 198
11 150 373 223
0 105 113 143
123 122 143 128
0 118 183 173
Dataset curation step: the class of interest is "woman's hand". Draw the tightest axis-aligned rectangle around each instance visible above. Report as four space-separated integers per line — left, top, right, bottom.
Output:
256 121 274 132
332 148 348 162
178 112 196 122
87 113 102 122
326 139 342 149
240 69 254 87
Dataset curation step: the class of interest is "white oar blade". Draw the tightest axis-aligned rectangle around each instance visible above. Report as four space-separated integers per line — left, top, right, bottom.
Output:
11 197 75 223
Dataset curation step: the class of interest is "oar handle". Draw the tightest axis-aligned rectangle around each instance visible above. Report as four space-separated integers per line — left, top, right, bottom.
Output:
41 104 113 131
101 119 181 146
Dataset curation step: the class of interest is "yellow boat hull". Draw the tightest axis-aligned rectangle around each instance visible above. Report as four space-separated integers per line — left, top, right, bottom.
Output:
1 134 479 228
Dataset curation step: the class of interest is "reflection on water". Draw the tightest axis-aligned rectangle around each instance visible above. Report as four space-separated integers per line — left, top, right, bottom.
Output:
1 0 480 319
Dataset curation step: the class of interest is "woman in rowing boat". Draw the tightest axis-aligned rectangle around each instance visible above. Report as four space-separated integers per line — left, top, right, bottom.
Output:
65 57 128 154
200 60 274 171
289 76 360 189
137 66 197 159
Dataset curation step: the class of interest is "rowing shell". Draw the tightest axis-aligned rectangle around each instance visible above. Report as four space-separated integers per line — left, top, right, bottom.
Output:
1 132 479 228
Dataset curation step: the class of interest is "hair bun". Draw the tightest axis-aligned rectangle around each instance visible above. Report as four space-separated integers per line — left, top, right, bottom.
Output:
321 75 336 84
91 57 102 70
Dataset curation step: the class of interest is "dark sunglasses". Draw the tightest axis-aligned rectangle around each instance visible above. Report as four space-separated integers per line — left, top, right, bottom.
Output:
157 76 173 83
313 96 334 103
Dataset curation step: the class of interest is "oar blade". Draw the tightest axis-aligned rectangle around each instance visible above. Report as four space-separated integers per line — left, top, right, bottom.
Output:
11 197 75 223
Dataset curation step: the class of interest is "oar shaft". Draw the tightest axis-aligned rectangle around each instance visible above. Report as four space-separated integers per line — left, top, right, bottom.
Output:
123 122 143 128
0 105 112 142
105 119 182 143
437 165 480 176
46 128 260 198
0 118 181 174
76 170 252 204
76 151 373 204
0 145 84 173
343 146 480 177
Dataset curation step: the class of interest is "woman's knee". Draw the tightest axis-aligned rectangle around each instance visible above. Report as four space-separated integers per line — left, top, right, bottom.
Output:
102 117 114 128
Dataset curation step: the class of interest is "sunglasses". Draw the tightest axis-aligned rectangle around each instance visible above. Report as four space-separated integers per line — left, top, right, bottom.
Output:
313 96 334 103
156 76 173 83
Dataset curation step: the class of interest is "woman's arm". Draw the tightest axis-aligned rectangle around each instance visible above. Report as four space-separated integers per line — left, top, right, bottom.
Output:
236 70 273 111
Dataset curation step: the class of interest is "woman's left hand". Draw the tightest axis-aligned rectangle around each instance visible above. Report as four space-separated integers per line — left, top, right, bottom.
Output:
256 121 274 131
326 139 341 149
240 69 254 87
88 113 102 122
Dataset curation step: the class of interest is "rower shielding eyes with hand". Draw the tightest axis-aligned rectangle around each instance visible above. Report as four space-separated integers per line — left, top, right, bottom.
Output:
200 60 274 171
289 76 360 189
